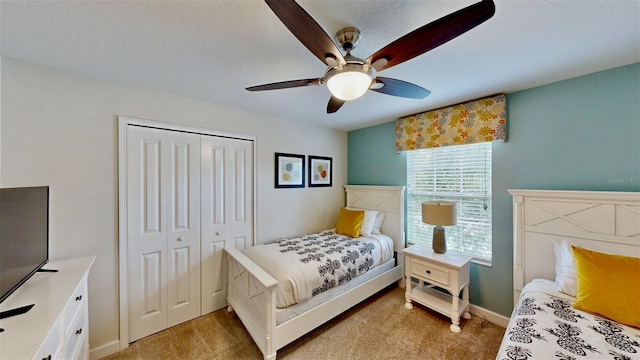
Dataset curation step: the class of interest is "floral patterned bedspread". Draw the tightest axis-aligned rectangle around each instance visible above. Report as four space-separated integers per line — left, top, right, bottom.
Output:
243 229 393 308
496 280 640 360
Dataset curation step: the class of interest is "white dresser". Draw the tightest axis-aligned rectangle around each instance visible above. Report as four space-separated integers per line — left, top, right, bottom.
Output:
0 256 95 360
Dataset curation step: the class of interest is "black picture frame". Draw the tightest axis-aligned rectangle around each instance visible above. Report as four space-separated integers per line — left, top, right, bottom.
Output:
308 156 332 187
275 152 305 188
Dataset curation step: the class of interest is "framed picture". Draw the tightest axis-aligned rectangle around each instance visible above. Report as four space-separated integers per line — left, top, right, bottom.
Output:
308 156 332 187
275 152 305 188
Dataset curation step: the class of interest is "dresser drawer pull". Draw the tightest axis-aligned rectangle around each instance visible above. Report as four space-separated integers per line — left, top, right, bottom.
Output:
76 328 83 336
75 295 83 301
42 355 52 360
426 270 431 274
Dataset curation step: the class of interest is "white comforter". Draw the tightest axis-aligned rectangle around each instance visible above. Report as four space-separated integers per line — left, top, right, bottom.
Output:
243 229 394 308
496 279 640 360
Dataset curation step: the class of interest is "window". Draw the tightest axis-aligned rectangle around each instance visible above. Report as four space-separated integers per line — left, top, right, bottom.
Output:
406 142 492 262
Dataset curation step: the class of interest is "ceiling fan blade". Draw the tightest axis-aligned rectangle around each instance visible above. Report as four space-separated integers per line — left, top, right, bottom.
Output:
367 0 495 72
370 77 431 99
265 0 345 66
327 96 345 113
246 78 322 91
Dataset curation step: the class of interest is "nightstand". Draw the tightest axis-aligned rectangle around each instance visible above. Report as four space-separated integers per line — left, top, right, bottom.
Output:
401 244 473 333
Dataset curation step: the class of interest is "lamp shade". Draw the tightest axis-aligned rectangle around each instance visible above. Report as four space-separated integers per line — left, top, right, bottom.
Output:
422 202 457 226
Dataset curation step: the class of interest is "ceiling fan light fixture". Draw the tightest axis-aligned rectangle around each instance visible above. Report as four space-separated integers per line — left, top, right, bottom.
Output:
250 0 497 113
325 63 374 101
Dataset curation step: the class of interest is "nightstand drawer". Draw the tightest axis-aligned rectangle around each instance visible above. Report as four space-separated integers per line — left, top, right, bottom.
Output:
411 260 449 286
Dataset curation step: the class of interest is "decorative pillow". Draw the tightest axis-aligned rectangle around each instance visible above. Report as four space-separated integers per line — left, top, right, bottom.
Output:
572 245 640 328
371 213 385 234
346 207 379 236
552 239 577 296
335 208 365 238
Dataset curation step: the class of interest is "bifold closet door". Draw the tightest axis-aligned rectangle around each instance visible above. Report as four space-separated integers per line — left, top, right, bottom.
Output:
127 126 202 342
201 136 253 314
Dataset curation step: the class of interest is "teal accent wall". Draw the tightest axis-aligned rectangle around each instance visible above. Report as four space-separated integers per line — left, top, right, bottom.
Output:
348 121 406 186
348 63 640 317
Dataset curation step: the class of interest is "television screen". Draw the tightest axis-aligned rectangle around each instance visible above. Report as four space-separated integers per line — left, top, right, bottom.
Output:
0 186 49 304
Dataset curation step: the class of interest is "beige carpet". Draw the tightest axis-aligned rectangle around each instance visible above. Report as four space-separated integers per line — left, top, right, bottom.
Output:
102 286 505 360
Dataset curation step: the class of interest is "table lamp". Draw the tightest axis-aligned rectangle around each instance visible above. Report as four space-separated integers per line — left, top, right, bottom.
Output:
422 202 457 254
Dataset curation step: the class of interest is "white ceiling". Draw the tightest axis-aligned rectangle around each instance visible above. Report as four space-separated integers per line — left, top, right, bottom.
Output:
1 0 638 132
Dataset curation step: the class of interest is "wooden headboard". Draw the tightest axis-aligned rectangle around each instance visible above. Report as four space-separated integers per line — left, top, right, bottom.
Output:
508 189 640 304
344 185 405 252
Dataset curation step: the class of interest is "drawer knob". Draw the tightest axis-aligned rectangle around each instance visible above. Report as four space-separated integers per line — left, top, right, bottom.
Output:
42 355 52 360
76 328 83 335
76 295 83 301
426 270 431 274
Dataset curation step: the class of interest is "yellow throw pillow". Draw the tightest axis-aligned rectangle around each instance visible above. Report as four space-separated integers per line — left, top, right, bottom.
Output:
335 207 364 238
572 245 640 328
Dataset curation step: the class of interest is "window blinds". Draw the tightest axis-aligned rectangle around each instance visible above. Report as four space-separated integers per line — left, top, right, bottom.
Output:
407 142 492 261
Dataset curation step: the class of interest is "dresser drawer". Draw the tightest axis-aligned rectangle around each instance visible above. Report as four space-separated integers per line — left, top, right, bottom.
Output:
64 277 88 334
411 259 450 286
64 302 88 360
34 315 63 360
75 338 89 360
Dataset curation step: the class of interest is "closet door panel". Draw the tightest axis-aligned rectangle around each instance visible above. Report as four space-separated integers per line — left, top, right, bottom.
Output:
166 134 202 327
201 137 253 314
227 143 254 251
233 149 247 223
127 127 203 340
202 144 225 226
200 139 227 313
141 251 163 316
127 127 168 341
142 139 162 234
206 239 226 304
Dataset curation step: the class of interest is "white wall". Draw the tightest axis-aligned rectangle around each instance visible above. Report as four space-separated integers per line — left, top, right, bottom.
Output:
0 57 348 357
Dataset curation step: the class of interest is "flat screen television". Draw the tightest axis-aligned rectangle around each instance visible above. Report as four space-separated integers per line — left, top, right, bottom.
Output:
0 186 49 304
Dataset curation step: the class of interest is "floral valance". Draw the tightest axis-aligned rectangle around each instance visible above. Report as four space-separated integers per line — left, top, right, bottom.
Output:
396 94 507 151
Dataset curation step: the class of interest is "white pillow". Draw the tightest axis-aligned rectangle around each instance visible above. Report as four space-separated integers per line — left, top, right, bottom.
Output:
552 239 577 296
346 207 379 236
371 213 385 234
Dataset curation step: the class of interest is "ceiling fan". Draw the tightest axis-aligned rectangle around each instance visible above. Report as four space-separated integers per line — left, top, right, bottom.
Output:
247 0 495 114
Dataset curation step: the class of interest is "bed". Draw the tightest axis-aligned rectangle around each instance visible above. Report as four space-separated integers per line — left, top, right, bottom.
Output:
225 185 405 360
496 189 640 360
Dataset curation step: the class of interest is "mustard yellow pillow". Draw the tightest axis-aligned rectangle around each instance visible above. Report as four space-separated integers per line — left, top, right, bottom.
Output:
572 245 640 328
335 207 364 238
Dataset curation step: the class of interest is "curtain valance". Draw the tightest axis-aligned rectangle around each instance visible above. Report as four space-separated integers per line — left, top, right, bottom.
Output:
396 94 506 151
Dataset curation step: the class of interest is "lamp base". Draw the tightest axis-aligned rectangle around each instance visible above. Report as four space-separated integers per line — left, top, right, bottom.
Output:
432 226 447 254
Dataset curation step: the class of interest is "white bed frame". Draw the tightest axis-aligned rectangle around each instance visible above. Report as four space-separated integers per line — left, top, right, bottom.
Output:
225 185 405 360
508 189 640 304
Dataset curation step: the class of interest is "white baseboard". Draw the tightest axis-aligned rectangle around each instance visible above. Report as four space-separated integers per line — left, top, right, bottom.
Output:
90 340 121 360
469 304 509 328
